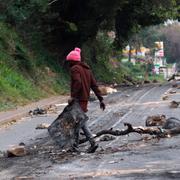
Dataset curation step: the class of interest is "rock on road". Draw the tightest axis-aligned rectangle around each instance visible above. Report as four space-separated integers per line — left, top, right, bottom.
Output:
0 83 180 180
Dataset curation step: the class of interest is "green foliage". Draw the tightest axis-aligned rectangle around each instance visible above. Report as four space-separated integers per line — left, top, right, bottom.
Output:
0 0 49 22
121 61 146 78
131 22 180 64
139 26 163 48
115 0 179 47
82 31 152 83
82 31 115 83
148 74 165 83
161 23 180 64
0 22 69 111
0 63 46 111
0 22 35 74
0 64 42 99
1 0 179 57
0 23 43 109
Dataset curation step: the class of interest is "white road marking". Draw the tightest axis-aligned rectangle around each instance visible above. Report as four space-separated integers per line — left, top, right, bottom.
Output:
112 109 133 128
136 87 156 103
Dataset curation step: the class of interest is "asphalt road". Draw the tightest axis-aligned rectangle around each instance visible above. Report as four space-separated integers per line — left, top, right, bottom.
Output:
0 83 180 180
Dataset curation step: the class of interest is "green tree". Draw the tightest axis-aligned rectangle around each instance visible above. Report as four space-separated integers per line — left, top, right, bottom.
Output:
0 0 179 61
130 22 180 64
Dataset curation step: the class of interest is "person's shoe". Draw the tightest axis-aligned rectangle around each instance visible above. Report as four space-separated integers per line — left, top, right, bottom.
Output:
86 144 99 153
69 144 80 153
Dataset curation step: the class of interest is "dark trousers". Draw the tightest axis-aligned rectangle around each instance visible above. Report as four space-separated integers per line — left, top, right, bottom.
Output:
74 101 94 146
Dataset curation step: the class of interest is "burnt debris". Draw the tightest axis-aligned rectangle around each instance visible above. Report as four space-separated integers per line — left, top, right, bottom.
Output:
29 108 47 116
48 100 88 149
145 114 166 127
170 101 180 108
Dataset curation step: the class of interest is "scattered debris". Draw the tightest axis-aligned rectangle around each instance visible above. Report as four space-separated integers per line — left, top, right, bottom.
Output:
172 83 178 88
29 105 58 116
162 95 169 100
99 135 116 142
48 100 88 149
145 115 180 130
89 91 97 101
0 119 17 129
152 79 158 83
98 86 117 96
168 90 176 94
108 160 118 164
162 117 180 129
46 104 58 113
122 80 134 86
79 115 180 145
123 75 137 85
29 108 47 116
169 101 180 108
168 74 176 82
145 114 166 126
93 121 180 139
168 74 180 82
54 103 68 107
0 151 4 158
6 145 27 157
144 80 151 84
177 85 180 89
125 94 130 97
14 176 34 180
36 123 50 129
19 142 25 146
112 111 126 118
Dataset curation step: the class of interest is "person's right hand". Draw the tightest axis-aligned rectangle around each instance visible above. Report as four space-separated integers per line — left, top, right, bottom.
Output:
100 101 106 111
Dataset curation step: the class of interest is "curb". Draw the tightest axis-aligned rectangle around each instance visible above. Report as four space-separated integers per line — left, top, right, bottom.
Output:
0 96 68 126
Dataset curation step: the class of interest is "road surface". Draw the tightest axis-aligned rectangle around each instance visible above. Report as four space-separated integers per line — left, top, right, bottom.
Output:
0 83 180 180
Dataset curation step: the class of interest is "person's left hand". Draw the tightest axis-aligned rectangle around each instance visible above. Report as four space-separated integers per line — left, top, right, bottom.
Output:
100 101 106 111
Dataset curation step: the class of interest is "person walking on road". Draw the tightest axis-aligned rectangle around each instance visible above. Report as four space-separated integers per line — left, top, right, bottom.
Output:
66 47 105 153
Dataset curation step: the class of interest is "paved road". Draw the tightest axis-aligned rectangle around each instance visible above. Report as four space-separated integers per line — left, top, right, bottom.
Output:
0 96 68 125
0 83 180 180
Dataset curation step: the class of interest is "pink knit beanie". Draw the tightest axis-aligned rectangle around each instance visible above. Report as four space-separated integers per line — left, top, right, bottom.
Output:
66 47 81 61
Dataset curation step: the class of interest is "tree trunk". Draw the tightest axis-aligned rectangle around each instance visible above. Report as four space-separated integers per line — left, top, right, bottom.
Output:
79 123 180 144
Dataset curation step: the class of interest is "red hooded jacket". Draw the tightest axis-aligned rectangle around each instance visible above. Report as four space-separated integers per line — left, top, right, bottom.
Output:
70 62 103 111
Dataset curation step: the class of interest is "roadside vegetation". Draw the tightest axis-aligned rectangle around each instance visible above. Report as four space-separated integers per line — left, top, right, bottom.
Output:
0 22 68 111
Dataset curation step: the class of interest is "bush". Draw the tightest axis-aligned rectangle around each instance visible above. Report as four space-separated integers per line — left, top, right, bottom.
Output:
0 22 69 111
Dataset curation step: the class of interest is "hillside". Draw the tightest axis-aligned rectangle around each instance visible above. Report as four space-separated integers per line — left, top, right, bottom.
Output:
0 22 69 111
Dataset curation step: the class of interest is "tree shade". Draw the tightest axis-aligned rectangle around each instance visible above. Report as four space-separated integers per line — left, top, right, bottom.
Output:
0 0 179 55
